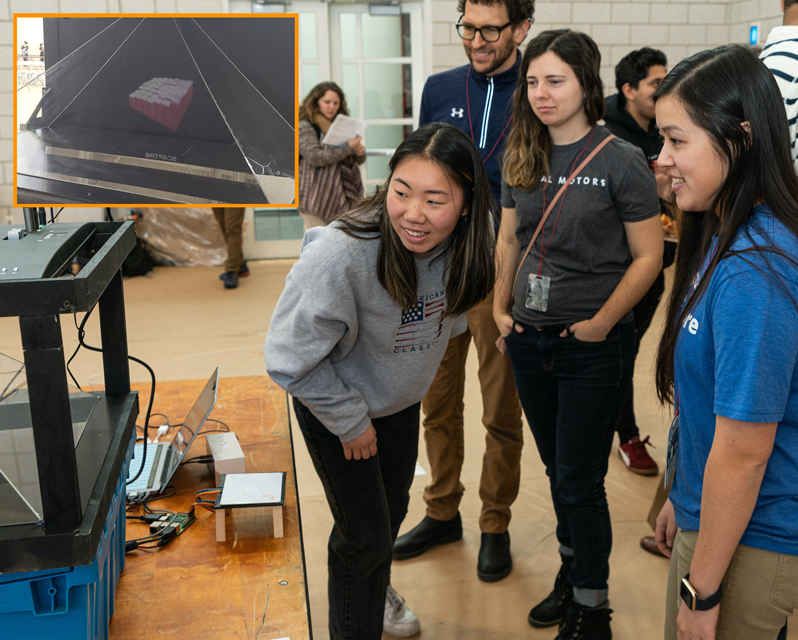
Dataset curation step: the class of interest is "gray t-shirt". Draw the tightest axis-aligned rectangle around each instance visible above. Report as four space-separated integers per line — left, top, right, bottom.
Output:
501 126 659 326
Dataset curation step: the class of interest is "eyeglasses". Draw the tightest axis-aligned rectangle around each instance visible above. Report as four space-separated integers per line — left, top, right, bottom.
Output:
455 15 512 43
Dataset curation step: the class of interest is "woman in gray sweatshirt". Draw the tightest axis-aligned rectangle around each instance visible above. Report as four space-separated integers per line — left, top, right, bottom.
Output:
264 123 496 640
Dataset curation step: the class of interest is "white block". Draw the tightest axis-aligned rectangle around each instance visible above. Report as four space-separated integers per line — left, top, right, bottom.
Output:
592 24 631 45
669 25 707 46
611 3 650 25
651 4 688 26
631 25 669 46
688 3 728 26
535 2 571 24
570 3 610 24
206 432 246 486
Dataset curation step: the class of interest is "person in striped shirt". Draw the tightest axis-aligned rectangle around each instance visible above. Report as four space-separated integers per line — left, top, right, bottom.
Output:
761 0 798 173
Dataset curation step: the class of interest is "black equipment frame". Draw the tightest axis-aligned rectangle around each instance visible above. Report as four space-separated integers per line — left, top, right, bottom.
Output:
0 220 139 573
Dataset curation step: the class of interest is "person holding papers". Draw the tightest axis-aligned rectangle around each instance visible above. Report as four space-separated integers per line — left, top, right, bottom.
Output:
298 82 366 231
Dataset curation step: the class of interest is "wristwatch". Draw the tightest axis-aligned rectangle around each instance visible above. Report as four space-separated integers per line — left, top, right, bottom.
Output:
680 574 722 611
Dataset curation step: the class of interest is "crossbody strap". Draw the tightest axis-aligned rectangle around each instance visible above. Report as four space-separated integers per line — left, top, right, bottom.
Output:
511 134 616 291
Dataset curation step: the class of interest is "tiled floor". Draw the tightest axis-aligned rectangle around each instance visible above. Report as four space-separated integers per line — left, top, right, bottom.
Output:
1 260 792 639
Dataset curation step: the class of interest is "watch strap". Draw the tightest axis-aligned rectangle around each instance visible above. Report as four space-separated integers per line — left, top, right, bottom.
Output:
682 574 722 611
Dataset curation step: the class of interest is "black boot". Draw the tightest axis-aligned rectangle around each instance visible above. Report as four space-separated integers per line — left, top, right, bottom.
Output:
477 531 512 582
555 601 612 640
392 513 463 560
528 554 573 628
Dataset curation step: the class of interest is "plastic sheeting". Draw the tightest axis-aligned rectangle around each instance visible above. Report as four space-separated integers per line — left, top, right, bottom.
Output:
135 208 228 267
17 17 296 205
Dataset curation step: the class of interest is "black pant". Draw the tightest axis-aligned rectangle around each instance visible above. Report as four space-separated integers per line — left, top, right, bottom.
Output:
294 398 420 640
616 270 666 444
505 321 634 593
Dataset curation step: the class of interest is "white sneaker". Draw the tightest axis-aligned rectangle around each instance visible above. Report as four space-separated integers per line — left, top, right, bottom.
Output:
383 584 421 637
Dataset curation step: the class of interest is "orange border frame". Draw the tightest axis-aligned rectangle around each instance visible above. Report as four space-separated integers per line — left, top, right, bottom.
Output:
13 13 300 209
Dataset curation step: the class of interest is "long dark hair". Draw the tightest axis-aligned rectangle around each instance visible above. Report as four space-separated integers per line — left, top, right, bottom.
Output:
503 29 604 190
299 82 349 122
337 123 495 317
654 45 798 404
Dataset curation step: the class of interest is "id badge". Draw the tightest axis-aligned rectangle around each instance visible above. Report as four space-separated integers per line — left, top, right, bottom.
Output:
664 413 679 489
525 274 550 312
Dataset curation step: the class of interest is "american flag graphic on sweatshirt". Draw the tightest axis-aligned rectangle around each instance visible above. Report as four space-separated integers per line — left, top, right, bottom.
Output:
393 298 445 350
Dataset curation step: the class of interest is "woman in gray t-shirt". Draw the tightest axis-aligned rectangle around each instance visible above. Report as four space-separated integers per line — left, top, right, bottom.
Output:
493 30 663 638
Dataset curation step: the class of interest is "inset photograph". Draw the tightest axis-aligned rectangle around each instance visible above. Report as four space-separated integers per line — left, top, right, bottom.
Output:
15 15 297 206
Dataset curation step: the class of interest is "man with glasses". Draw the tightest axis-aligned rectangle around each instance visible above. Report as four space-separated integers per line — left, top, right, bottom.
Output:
393 0 533 584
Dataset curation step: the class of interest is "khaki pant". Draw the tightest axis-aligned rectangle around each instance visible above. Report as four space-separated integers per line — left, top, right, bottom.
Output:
648 477 671 531
420 289 524 533
212 208 245 273
666 529 798 640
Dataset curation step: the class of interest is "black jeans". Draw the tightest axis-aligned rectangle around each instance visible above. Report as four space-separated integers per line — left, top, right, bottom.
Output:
505 321 635 596
294 398 420 640
616 270 666 444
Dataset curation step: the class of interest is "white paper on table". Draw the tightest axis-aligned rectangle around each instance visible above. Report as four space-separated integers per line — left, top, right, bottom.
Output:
321 114 366 147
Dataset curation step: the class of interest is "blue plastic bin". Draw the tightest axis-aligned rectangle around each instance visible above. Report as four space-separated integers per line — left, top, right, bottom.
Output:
0 434 134 640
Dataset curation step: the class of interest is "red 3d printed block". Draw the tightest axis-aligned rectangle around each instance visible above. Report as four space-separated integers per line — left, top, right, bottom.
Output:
129 77 194 132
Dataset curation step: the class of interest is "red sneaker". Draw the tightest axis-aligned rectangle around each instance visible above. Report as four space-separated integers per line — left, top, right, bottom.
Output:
618 435 658 475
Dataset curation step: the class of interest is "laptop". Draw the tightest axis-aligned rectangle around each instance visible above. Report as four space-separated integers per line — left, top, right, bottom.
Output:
126 367 219 498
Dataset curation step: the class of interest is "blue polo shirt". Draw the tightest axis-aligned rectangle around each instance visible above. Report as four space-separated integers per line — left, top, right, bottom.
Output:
672 204 798 556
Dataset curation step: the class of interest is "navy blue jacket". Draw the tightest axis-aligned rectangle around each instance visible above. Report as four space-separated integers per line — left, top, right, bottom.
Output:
419 54 521 218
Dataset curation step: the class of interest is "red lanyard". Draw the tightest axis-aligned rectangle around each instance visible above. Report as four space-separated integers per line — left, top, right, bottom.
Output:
537 128 595 276
465 65 512 164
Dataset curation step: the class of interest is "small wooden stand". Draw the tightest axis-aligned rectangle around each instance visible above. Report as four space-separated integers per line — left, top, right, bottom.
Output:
213 472 287 543
214 504 284 542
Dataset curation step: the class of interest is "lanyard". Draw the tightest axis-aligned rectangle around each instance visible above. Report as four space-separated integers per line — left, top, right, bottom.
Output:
537 128 595 276
465 65 512 164
674 242 720 415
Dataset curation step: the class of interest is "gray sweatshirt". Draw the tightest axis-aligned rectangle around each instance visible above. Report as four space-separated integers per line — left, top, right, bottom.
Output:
264 222 465 442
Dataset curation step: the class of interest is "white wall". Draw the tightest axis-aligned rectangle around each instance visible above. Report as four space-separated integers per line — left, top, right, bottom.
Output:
730 0 782 45
429 0 784 90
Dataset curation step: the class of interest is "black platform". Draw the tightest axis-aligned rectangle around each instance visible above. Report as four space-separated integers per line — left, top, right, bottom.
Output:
0 220 140 573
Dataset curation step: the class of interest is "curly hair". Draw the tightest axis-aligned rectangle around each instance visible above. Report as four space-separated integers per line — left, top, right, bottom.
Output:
456 0 535 26
298 82 350 122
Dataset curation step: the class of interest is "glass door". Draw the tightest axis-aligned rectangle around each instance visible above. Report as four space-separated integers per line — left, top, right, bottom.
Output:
248 1 425 259
330 3 423 193
250 2 330 259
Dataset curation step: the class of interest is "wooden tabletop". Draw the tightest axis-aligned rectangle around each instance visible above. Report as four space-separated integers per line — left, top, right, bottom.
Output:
110 375 311 640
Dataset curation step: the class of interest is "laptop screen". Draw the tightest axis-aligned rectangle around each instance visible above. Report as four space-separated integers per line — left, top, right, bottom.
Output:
171 368 218 456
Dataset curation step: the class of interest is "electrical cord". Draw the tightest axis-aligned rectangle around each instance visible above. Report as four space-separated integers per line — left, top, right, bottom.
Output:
49 207 64 223
68 302 156 486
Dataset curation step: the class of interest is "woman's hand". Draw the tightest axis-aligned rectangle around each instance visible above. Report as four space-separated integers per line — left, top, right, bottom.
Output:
342 424 377 461
347 135 364 155
560 318 608 342
655 498 677 558
654 160 674 202
676 601 719 640
494 312 522 338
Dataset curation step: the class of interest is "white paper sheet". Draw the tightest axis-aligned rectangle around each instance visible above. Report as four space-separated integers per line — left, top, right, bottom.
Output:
321 114 366 147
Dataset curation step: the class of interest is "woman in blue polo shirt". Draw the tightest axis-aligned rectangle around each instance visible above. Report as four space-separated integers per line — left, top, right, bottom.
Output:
653 45 798 640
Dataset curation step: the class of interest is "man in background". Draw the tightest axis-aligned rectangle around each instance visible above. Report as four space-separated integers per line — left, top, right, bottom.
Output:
603 47 668 478
392 0 532 584
212 208 248 289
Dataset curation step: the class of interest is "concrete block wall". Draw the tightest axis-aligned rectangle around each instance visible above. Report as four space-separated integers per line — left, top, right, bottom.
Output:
430 0 783 94
2 0 226 225
729 0 782 46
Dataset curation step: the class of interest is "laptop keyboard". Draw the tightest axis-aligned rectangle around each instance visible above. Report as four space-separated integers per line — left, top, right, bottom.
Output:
127 444 163 494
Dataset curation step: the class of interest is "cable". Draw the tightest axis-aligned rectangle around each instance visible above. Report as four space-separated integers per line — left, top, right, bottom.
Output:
69 302 156 486
49 207 64 223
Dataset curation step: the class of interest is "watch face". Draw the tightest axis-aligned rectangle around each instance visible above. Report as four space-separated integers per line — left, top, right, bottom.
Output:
680 578 697 611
